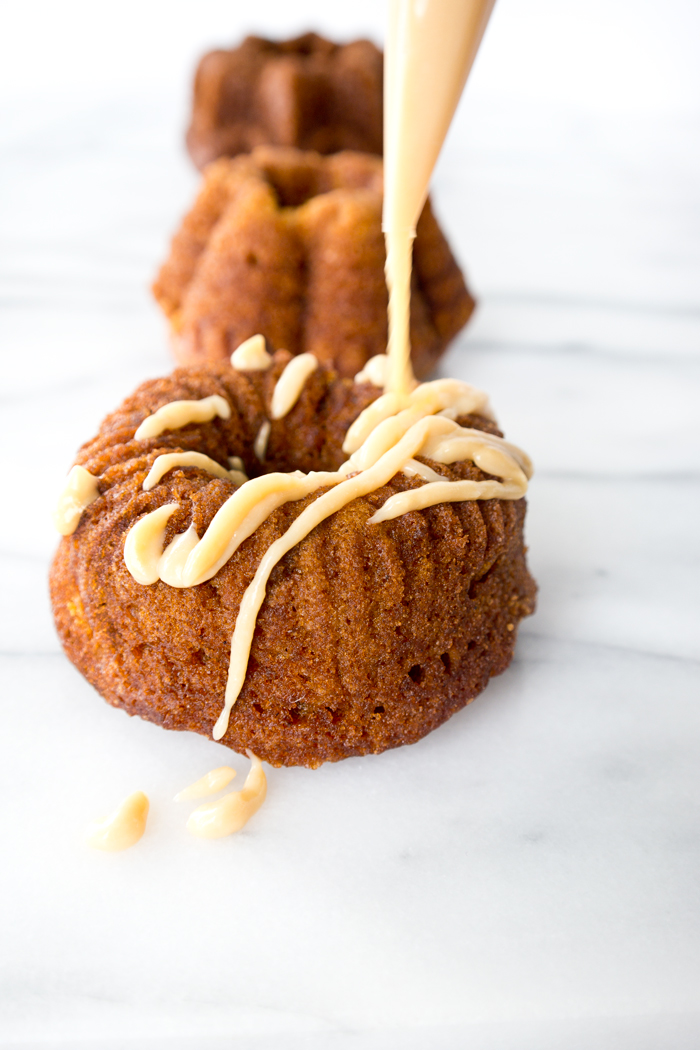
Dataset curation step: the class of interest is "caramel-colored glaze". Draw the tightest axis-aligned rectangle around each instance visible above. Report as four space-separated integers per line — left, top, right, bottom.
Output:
401 458 444 483
341 378 492 457
124 470 339 590
254 419 271 461
230 333 272 371
85 791 149 852
271 353 318 419
383 0 497 394
54 465 100 536
174 766 236 801
354 353 389 387
143 451 247 491
186 753 266 838
123 503 179 586
213 408 530 740
134 394 230 441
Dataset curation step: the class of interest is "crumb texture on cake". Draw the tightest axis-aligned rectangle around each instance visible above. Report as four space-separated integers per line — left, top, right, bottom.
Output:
186 33 384 169
153 147 475 379
50 354 536 768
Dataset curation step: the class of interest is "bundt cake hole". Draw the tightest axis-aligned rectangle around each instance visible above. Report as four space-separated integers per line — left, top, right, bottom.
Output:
408 664 424 684
258 155 381 209
440 652 451 674
294 38 316 56
261 163 325 208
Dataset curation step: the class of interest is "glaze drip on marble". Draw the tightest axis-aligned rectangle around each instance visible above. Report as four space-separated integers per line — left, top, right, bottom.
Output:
1 2 700 1046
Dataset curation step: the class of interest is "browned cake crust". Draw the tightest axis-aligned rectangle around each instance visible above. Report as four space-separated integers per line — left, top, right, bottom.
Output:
50 353 536 768
186 33 384 170
153 147 475 380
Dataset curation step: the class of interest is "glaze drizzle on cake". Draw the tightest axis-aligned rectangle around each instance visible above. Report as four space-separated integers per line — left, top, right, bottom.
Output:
51 0 531 767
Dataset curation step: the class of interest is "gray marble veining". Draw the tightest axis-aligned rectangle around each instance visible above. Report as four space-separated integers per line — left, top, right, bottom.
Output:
1 6 699 1046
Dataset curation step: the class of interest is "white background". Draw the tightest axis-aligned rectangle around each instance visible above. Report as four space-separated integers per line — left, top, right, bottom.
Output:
1 2 699 1048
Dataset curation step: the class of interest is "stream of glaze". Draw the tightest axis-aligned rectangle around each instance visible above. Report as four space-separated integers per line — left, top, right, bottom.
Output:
55 1 522 744
383 0 497 395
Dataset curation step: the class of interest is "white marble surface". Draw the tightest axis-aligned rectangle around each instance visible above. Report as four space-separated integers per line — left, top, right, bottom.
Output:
2 2 700 1048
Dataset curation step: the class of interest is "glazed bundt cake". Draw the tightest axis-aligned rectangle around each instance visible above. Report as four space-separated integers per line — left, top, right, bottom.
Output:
186 32 383 170
153 147 475 379
50 346 536 768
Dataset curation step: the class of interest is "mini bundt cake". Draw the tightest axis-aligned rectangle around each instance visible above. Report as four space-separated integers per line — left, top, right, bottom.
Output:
153 147 475 379
50 348 536 768
186 32 383 170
